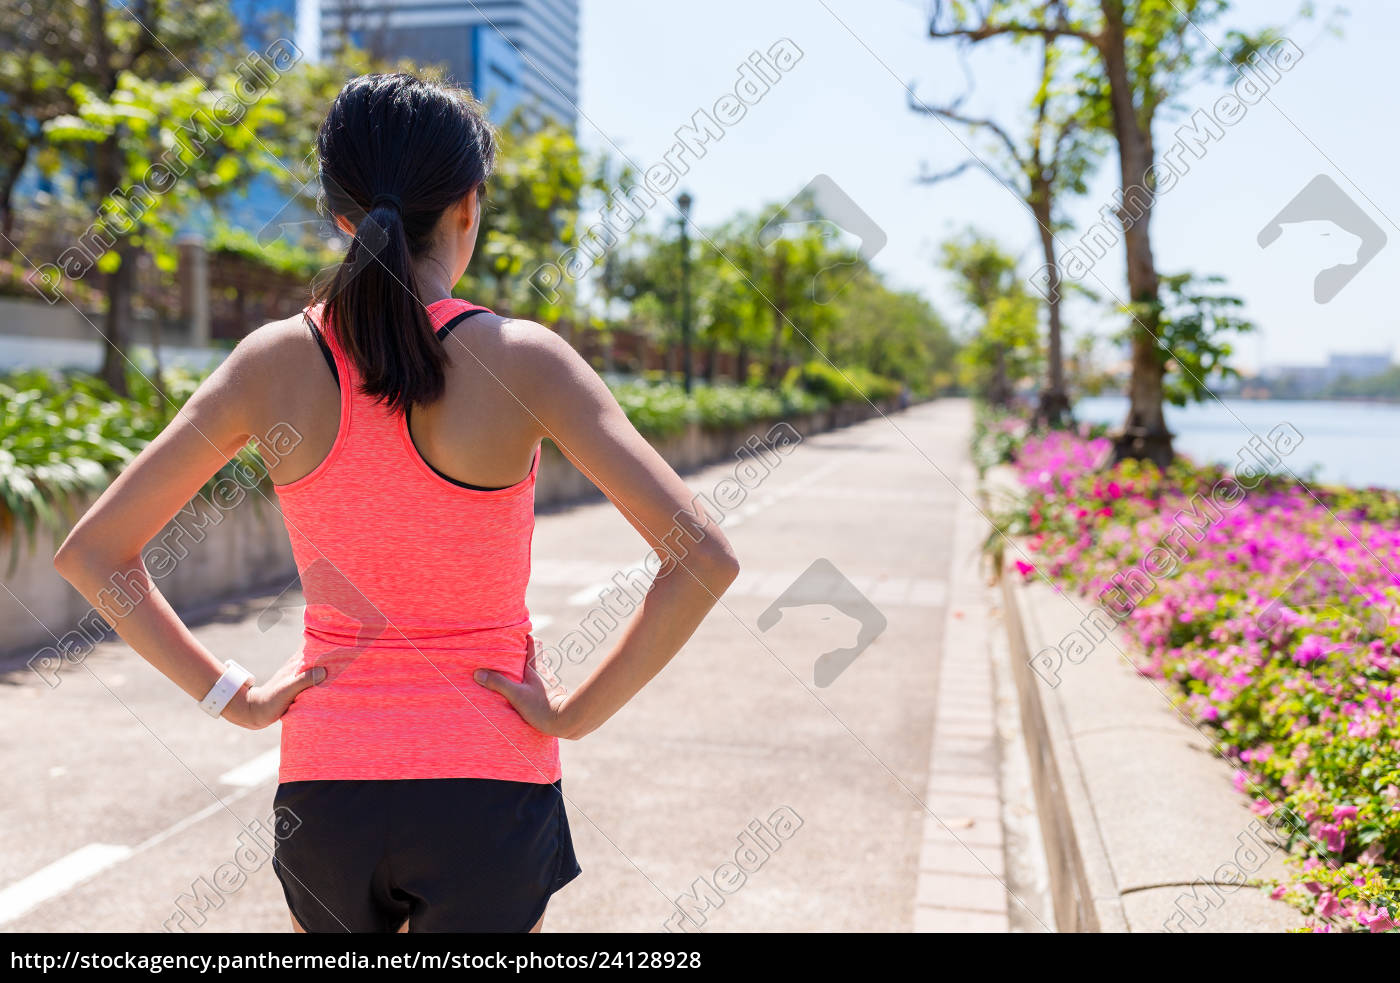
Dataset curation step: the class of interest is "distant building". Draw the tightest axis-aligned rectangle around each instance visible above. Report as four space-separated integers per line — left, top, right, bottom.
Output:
317 0 580 128
222 0 578 242
1265 351 1394 396
1325 351 1392 382
229 0 301 47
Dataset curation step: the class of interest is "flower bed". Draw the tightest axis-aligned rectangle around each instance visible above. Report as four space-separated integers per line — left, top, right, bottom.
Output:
993 417 1400 932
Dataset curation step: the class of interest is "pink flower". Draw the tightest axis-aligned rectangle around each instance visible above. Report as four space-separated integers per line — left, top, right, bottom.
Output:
1319 823 1346 854
1333 805 1359 823
1317 892 1341 917
1360 907 1397 933
1014 559 1036 579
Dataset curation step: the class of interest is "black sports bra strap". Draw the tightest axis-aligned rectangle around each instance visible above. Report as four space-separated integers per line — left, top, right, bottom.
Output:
306 313 339 386
435 307 488 341
307 306 488 392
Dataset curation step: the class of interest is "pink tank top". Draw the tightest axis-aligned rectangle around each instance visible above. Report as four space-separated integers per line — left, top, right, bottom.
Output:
273 298 560 784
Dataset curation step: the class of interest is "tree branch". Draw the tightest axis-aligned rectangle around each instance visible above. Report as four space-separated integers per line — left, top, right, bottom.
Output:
926 0 1102 49
914 159 980 184
907 88 1025 167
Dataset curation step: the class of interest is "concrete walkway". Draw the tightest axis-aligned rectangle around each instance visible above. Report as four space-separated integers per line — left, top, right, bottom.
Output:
0 399 1046 933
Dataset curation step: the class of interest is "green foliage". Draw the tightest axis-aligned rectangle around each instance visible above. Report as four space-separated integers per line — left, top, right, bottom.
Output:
784 361 901 404
209 223 337 281
42 57 293 274
1117 271 1256 406
607 378 841 437
825 267 958 395
0 365 266 566
469 111 610 320
941 232 1042 403
607 380 696 437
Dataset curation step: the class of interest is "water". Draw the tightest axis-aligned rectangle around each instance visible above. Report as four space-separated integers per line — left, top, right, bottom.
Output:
1075 395 1400 490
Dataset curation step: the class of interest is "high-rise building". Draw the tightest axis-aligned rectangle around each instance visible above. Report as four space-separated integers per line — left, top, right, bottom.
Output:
317 0 579 128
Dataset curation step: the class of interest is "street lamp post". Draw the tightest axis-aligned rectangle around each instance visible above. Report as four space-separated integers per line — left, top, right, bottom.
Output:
677 190 694 394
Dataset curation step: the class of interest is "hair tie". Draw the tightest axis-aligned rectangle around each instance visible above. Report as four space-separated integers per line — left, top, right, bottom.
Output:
370 193 402 212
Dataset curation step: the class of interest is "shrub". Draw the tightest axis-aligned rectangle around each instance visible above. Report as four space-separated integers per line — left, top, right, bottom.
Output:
785 361 901 404
0 366 266 566
606 380 696 437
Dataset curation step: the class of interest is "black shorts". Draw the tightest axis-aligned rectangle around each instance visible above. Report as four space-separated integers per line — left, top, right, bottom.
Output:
270 778 580 932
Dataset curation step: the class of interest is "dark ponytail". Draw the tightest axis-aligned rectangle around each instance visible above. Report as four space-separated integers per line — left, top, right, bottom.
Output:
314 74 497 413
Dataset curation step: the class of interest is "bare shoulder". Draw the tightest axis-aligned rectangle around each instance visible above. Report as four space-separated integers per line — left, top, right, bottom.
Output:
458 313 597 387
228 313 314 362
188 314 329 439
218 314 320 387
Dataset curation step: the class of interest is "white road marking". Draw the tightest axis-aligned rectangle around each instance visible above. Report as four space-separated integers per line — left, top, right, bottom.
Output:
217 748 280 788
0 843 133 925
566 582 611 606
0 751 277 926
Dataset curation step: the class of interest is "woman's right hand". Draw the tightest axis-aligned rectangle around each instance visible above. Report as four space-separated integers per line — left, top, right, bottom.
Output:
221 661 327 730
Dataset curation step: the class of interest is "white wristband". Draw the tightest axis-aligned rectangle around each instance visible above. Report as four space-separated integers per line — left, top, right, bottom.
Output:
200 660 254 718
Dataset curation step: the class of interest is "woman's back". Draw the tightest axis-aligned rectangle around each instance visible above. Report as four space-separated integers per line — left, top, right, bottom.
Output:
271 298 558 784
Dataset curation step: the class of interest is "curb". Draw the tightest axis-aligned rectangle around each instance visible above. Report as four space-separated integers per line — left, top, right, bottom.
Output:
999 571 1127 932
996 554 1306 933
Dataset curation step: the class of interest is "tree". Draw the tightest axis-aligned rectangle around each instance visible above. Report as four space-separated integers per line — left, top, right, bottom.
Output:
926 0 1297 463
941 233 1040 406
828 267 959 395
13 0 250 393
0 2 79 239
1140 272 1255 406
912 32 1101 425
469 110 605 326
739 200 846 384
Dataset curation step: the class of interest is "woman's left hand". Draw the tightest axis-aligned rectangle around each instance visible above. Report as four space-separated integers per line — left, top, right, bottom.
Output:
473 638 576 739
222 659 326 730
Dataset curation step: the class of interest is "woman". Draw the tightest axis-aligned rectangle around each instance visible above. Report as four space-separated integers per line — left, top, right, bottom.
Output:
53 74 740 933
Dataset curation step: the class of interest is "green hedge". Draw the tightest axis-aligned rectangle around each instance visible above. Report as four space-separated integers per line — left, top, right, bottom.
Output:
605 380 830 437
0 367 265 564
784 361 902 404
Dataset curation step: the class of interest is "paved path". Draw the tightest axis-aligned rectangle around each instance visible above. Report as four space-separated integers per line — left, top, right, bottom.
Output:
0 398 1049 933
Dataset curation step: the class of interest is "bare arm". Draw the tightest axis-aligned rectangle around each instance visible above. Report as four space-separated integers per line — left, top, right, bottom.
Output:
52 330 323 728
472 325 740 739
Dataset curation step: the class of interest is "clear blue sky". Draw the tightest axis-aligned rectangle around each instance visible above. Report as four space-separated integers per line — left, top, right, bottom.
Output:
578 0 1398 371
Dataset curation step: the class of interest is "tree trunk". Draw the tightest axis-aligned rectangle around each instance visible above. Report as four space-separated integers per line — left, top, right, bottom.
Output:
94 132 131 396
89 0 131 396
1100 0 1171 466
0 141 29 241
766 254 787 384
988 347 1012 408
1031 187 1072 428
99 238 134 396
